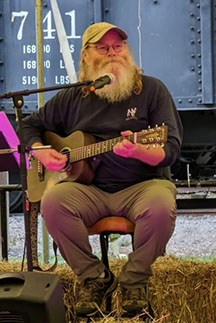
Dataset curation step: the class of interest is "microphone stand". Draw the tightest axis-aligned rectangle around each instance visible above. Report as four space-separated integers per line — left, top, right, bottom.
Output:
0 80 92 271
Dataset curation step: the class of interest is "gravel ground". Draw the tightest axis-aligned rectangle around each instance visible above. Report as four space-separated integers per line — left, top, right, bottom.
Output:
6 212 216 261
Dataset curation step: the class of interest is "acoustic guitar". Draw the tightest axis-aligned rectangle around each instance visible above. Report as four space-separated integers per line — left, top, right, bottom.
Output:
27 125 167 202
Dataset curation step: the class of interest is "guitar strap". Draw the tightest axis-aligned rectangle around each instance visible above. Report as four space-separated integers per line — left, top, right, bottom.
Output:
30 201 58 272
37 240 58 273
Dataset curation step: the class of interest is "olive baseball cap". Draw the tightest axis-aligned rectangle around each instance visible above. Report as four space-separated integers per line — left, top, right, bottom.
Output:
82 22 128 47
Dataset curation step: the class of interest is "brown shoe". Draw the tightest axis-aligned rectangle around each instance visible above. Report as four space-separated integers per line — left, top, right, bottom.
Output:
75 269 118 316
121 285 149 314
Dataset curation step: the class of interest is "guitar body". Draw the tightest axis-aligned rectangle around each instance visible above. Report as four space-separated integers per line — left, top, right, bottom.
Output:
27 131 96 202
44 131 96 184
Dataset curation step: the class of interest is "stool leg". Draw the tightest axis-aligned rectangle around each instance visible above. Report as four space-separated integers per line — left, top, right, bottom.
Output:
131 233 134 251
99 233 112 313
99 232 109 270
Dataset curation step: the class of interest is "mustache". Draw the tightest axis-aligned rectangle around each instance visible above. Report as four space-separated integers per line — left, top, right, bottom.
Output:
100 56 127 66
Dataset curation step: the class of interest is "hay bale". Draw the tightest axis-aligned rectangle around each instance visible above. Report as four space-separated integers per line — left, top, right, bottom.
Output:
0 257 215 322
150 256 216 323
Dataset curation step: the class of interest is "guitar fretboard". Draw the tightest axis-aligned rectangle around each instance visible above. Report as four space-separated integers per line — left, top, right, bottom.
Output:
69 136 125 162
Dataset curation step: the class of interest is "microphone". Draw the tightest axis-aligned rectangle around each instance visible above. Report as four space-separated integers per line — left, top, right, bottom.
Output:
88 73 115 92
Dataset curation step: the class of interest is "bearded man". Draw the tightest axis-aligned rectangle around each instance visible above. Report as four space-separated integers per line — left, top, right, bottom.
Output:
22 22 183 317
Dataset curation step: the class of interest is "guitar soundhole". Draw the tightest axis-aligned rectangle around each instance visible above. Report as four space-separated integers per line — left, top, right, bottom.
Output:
60 147 71 172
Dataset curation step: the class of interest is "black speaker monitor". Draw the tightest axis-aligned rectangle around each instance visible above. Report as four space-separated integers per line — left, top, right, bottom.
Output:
0 272 66 323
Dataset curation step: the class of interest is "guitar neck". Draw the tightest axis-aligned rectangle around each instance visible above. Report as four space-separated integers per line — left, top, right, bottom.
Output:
70 134 129 162
69 125 167 162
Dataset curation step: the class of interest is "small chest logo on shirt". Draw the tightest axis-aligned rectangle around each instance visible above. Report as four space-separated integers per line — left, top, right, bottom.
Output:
126 107 137 120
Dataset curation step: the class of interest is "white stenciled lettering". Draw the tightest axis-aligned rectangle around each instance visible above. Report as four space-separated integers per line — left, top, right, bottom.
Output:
43 11 56 39
23 44 51 54
11 10 81 41
60 60 65 69
65 10 81 39
23 60 50 70
11 11 28 40
44 60 51 69
44 44 51 53
23 60 37 70
23 45 37 54
22 75 38 85
55 75 70 84
60 44 75 53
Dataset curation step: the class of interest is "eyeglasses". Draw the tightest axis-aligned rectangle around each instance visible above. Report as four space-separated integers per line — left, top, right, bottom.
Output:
87 41 126 55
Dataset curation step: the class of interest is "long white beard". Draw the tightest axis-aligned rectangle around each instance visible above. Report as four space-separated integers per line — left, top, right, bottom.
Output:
87 58 136 103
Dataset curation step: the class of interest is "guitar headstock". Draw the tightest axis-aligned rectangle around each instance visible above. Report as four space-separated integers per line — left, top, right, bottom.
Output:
136 125 168 146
